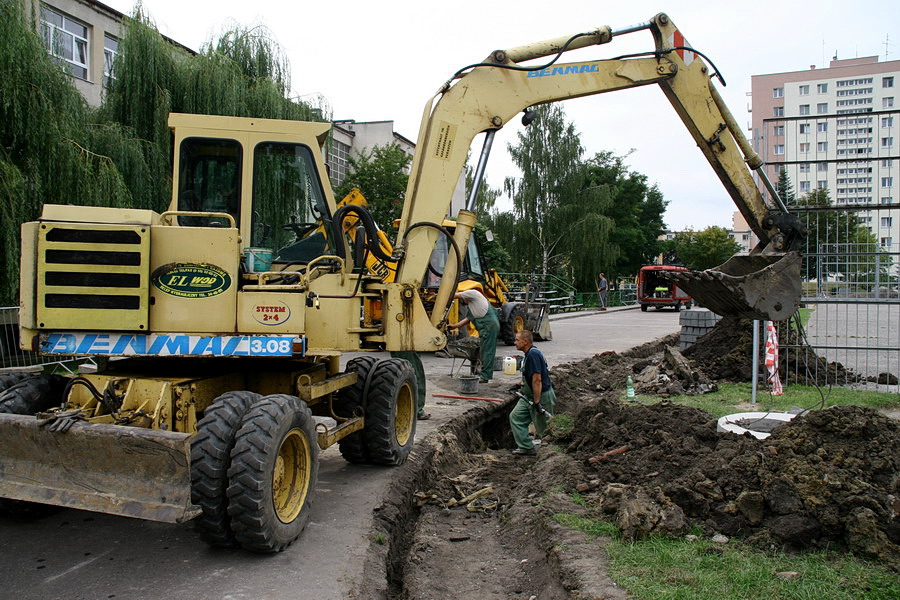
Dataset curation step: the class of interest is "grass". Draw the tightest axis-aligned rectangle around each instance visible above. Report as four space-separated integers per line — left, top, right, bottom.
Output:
607 536 900 600
634 382 900 419
552 513 619 538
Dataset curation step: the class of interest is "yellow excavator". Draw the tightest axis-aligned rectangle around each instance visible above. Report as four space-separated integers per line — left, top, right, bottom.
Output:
1 13 803 552
326 191 552 344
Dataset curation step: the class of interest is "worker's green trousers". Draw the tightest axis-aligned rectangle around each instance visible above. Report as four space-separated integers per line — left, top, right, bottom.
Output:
509 382 556 451
390 351 426 416
473 307 500 381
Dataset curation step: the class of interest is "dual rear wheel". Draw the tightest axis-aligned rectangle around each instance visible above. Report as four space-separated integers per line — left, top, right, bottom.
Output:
191 392 318 553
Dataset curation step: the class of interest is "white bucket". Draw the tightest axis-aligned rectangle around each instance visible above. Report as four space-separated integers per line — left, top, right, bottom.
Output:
503 356 517 375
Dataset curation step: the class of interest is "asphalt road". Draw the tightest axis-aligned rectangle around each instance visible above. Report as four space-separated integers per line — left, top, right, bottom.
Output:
0 306 680 600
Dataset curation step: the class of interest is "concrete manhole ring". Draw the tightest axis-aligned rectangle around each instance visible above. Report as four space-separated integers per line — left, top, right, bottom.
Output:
716 412 797 440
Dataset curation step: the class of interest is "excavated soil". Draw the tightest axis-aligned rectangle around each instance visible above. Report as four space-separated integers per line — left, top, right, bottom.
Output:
358 320 900 599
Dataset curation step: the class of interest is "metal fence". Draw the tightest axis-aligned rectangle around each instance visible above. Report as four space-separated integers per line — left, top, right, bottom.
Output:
779 202 900 394
0 306 63 370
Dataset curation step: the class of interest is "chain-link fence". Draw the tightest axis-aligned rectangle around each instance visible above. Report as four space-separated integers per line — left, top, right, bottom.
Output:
780 203 900 393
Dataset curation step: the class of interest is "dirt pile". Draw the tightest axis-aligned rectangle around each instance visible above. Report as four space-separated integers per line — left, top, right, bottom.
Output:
540 346 900 568
683 316 863 385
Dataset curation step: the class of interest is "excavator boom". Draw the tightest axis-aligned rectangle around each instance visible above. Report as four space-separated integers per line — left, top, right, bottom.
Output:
395 13 803 321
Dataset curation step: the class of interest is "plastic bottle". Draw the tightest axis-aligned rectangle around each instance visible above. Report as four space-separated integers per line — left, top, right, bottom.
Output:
625 376 635 401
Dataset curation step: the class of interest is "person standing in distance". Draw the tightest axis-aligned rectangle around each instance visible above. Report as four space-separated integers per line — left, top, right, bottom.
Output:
597 272 608 311
509 330 556 455
448 288 500 383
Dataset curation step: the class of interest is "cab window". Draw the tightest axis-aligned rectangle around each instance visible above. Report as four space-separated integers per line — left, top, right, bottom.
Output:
177 138 242 226
251 142 331 263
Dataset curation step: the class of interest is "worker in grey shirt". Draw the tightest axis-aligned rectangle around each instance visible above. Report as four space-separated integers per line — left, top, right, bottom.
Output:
448 288 500 383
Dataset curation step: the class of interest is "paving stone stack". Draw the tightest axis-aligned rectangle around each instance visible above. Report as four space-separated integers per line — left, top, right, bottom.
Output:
679 308 722 350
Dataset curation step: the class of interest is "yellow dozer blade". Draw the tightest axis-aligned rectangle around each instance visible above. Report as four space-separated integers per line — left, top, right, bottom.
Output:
0 413 197 523
665 251 801 321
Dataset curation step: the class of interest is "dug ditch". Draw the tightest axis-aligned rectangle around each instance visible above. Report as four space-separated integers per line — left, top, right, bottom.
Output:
354 333 900 599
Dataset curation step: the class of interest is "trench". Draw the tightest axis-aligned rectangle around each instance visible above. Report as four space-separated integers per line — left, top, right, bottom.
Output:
356 398 626 600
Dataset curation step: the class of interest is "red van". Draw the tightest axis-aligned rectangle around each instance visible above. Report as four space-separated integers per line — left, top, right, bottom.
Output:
637 265 692 311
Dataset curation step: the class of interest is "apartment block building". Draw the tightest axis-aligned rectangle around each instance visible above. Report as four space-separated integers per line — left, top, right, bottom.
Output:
751 56 900 274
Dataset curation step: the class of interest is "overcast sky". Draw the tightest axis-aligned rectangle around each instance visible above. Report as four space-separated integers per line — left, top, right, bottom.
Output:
100 0 899 231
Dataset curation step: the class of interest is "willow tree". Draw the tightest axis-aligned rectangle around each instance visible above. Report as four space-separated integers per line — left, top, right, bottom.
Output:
1 3 325 305
0 0 139 304
504 104 616 288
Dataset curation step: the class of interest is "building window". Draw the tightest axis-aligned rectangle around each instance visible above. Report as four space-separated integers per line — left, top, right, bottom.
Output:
800 181 811 192
817 122 828 133
817 180 828 189
799 163 811 173
883 159 894 168
883 177 894 187
774 125 785 136
328 139 351 186
800 142 810 153
40 6 88 80
817 103 828 114
883 137 895 148
881 237 893 249
817 141 828 152
882 196 894 204
774 106 784 117
882 217 894 228
817 162 828 172
799 123 810 134
103 35 118 88
773 87 784 98
817 83 828 93
885 97 895 108
799 104 810 115
884 76 895 88
774 144 785 155
883 117 895 128
799 84 809 96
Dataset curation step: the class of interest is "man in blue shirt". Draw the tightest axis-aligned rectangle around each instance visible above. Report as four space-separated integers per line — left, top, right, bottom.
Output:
509 330 556 455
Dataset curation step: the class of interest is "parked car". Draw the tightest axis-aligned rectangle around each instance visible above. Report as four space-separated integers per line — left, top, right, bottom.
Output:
637 265 692 311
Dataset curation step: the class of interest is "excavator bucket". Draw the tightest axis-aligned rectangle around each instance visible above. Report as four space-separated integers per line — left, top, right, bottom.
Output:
664 251 801 322
0 413 197 523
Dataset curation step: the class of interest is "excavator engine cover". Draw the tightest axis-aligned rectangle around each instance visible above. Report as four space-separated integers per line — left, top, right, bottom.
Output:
664 251 801 321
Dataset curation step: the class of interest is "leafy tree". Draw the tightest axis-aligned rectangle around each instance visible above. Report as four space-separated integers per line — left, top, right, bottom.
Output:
673 226 741 270
334 144 410 233
582 151 668 284
503 104 616 290
791 188 887 284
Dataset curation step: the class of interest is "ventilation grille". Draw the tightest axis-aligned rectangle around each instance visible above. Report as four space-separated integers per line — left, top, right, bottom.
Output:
37 224 149 331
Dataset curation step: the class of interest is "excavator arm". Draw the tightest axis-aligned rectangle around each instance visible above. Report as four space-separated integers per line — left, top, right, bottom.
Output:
392 12 802 323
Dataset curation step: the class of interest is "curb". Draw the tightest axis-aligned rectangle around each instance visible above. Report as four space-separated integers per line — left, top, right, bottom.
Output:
549 305 641 321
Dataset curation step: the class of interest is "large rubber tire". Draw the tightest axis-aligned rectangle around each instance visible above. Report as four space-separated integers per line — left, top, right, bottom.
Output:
0 374 67 517
364 358 417 466
499 303 526 346
0 372 32 395
640 304 648 312
0 374 66 415
675 302 682 312
333 356 378 464
190 390 262 548
227 394 319 553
